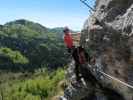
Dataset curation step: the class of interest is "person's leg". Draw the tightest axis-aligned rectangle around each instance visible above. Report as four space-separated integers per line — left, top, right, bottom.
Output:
72 48 79 62
75 62 80 81
67 48 71 53
72 48 80 81
85 51 89 62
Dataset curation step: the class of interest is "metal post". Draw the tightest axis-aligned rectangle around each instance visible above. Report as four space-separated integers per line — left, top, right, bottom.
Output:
80 0 95 11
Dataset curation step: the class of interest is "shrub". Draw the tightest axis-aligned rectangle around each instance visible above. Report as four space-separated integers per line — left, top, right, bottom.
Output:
1 68 65 100
0 47 29 64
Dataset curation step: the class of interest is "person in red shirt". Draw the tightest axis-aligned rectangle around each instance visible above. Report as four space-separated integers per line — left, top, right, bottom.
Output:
63 27 74 53
63 27 90 82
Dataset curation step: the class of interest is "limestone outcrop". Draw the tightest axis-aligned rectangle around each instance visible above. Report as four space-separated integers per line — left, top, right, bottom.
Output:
62 0 133 100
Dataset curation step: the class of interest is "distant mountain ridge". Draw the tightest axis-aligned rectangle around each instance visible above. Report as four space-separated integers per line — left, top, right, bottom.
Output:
0 19 68 71
0 19 65 39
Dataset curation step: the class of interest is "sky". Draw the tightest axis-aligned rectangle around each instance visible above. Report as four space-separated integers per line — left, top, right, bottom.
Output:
0 0 95 31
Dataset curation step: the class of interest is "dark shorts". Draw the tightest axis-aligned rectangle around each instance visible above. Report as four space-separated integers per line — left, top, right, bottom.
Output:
67 48 72 53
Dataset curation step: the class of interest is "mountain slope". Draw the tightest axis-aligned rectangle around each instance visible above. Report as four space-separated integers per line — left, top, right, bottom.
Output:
0 19 67 71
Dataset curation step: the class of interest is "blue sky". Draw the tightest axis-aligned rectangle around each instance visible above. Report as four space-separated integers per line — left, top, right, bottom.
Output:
0 0 95 31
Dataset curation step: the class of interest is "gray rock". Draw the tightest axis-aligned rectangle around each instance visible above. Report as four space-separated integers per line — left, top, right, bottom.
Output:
62 0 133 100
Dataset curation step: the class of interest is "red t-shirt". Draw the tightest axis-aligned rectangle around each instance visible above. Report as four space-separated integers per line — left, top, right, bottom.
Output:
64 33 73 48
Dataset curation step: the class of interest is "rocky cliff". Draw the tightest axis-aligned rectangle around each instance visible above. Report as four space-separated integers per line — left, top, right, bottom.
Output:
61 0 133 100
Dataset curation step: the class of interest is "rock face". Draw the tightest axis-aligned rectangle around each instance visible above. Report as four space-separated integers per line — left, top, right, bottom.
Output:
62 0 133 100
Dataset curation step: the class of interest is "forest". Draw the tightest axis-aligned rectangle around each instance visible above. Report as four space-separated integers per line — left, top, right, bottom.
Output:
0 19 68 100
